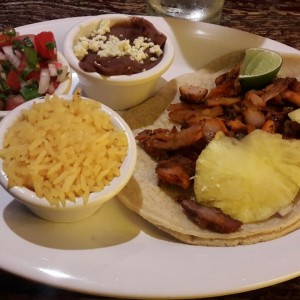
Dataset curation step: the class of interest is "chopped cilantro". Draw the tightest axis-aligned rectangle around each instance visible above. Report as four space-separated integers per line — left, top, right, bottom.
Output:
12 40 23 54
23 36 34 48
46 41 56 50
4 28 16 37
1 60 14 74
20 81 40 101
0 93 6 100
0 76 10 92
20 66 35 81
23 47 39 69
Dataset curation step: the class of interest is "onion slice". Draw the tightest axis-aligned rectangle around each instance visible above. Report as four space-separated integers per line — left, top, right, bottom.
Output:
48 63 58 77
2 45 21 68
38 68 50 94
57 65 68 82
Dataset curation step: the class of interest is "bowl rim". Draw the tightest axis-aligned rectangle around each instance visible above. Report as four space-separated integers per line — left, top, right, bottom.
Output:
63 13 175 84
0 51 72 119
0 95 137 210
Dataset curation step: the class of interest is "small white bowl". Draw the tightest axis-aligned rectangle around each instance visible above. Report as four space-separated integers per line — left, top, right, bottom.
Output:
0 51 72 119
63 14 174 110
0 95 137 222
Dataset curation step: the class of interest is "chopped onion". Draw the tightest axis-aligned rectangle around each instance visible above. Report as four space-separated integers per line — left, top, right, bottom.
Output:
57 65 68 82
0 72 6 80
244 107 266 128
48 63 57 77
20 81 27 88
2 45 21 68
38 68 50 94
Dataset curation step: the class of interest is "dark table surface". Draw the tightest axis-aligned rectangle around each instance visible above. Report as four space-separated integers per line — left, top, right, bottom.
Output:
0 0 300 299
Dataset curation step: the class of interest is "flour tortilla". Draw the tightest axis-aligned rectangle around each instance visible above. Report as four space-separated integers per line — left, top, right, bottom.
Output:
117 50 300 246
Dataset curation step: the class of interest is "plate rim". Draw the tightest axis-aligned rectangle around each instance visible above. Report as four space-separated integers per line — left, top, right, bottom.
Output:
0 15 300 299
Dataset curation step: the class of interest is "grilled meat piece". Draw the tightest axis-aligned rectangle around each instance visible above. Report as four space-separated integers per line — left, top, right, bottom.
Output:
283 120 300 139
215 64 241 86
242 103 266 128
156 156 195 189
136 125 204 153
135 128 169 160
179 197 242 233
261 77 295 104
226 119 255 139
261 119 276 133
207 66 241 100
282 90 300 107
179 84 208 104
168 103 223 125
207 80 240 100
201 118 229 142
206 97 241 107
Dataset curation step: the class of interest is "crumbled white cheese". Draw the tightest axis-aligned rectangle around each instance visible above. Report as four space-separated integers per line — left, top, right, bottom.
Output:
89 40 103 52
73 39 89 60
149 44 163 57
73 19 164 63
91 19 111 36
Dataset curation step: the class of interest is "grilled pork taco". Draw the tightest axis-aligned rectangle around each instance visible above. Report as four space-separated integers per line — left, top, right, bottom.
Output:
117 50 300 246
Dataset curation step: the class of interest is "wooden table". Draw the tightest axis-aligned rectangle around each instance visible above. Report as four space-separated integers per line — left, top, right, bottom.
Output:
0 1 300 299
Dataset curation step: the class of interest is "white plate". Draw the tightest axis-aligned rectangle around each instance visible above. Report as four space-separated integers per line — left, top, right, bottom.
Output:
1 16 300 299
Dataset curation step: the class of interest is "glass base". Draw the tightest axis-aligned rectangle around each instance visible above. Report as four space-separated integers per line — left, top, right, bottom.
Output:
147 2 223 24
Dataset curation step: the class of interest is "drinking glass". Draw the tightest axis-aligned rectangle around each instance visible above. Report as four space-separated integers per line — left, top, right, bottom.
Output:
147 0 225 24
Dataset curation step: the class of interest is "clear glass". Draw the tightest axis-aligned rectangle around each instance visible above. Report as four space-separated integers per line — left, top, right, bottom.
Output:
147 0 225 24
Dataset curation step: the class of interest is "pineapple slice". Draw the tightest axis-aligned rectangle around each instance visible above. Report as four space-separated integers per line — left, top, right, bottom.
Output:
194 130 300 223
288 108 300 123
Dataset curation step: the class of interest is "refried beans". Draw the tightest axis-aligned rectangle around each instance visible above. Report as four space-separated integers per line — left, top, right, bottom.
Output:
74 17 167 76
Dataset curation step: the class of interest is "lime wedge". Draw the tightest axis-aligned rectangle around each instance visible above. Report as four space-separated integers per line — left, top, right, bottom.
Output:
239 48 282 90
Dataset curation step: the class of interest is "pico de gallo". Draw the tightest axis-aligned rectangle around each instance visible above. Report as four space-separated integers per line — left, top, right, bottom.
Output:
0 27 69 110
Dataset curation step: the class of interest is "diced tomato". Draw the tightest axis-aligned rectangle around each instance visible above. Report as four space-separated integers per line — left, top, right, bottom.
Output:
39 61 49 68
34 31 57 60
0 33 15 47
0 35 11 47
52 81 59 89
26 69 40 81
6 70 21 90
49 80 60 92
47 81 59 94
5 94 25 110
53 62 62 69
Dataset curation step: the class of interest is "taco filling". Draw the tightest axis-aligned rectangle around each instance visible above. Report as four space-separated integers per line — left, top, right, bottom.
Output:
117 50 300 246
